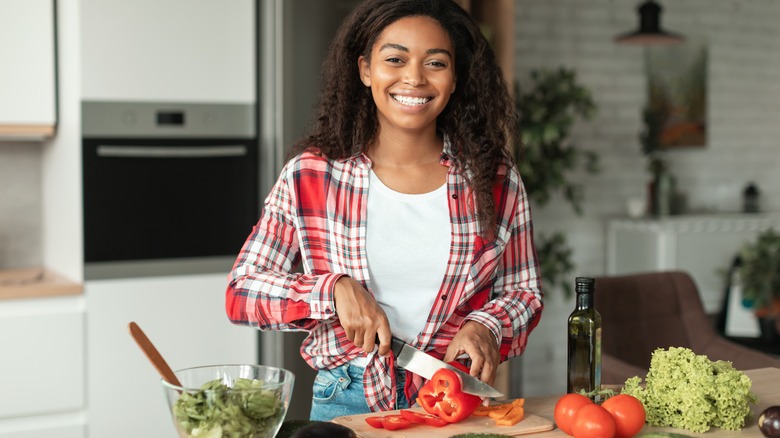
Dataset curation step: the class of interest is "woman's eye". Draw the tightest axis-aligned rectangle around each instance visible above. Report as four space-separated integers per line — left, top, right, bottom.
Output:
385 57 404 64
428 60 447 68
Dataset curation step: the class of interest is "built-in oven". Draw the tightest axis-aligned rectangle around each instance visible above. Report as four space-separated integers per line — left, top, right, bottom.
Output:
82 101 258 279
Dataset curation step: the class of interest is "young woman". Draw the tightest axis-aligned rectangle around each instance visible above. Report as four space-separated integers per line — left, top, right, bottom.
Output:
226 0 543 420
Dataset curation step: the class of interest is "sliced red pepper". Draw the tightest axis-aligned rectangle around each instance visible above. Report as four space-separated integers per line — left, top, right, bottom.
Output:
416 367 482 423
364 416 385 429
380 414 412 431
400 409 448 427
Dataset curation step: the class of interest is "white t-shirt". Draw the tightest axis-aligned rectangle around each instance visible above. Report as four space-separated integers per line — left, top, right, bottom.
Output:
365 169 451 343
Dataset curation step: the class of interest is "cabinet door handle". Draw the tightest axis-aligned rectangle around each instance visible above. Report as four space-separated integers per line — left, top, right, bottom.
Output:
96 145 247 158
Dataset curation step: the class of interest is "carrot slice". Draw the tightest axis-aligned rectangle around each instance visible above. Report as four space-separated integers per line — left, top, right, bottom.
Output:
495 405 525 426
473 398 525 417
474 404 505 416
487 404 514 419
472 398 525 418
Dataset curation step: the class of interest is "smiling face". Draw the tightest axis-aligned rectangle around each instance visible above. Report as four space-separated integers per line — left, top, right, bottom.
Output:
358 15 456 137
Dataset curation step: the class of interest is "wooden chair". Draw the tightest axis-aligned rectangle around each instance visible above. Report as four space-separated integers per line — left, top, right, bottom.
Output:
593 271 780 384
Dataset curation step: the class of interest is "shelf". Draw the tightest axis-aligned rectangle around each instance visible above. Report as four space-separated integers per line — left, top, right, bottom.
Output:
0 267 83 301
607 213 780 315
0 124 56 141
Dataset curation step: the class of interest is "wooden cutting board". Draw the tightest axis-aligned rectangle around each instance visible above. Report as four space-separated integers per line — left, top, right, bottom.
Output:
332 406 555 437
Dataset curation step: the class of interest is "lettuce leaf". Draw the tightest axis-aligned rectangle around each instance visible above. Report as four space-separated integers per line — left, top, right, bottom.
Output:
173 377 283 438
622 347 757 433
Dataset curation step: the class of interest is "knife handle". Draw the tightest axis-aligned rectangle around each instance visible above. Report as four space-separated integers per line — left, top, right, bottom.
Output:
375 335 406 357
390 336 405 357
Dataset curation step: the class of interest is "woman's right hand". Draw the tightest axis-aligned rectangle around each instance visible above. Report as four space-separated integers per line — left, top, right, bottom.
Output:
333 276 392 356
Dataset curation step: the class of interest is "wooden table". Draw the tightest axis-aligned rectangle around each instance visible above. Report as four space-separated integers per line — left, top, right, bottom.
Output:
524 367 780 437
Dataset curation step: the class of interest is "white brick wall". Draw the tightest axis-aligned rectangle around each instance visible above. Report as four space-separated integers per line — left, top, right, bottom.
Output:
516 0 780 395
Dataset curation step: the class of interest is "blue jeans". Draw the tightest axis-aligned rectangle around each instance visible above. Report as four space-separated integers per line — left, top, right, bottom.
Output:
309 364 410 421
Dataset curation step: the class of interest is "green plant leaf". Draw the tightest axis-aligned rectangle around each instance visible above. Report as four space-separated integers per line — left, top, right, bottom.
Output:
535 231 575 298
737 229 780 311
515 68 599 295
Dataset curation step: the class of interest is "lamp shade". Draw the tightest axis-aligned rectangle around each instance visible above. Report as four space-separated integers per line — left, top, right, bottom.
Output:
615 0 684 46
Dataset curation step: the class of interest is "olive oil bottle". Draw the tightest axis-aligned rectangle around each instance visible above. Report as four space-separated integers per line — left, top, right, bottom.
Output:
567 277 602 398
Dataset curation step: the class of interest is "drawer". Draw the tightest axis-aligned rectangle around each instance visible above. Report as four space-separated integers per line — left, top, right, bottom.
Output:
0 413 85 438
0 296 85 419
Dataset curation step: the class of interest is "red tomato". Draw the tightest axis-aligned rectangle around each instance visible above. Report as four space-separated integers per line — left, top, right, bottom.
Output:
364 416 385 429
601 394 646 438
572 404 616 438
400 409 448 427
381 414 412 431
554 393 593 436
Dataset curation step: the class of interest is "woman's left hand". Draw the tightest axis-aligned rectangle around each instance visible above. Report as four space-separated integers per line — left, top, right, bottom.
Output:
442 321 500 385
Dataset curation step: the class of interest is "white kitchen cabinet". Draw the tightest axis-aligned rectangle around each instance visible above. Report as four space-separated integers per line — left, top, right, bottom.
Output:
80 0 254 103
0 295 85 436
0 418 85 438
607 213 780 314
0 0 57 139
86 273 258 438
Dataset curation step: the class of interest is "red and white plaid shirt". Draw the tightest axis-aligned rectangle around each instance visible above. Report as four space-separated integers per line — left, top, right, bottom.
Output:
226 143 543 411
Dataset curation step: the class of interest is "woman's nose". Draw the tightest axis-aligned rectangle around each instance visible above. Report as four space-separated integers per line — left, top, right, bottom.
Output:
403 65 425 86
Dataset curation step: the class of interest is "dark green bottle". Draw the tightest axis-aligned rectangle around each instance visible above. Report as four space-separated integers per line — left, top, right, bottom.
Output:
567 277 602 398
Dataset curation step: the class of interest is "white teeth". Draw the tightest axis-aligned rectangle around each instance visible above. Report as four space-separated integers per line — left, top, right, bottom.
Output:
392 95 431 106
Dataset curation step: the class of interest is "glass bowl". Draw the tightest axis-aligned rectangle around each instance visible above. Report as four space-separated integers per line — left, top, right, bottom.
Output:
162 364 295 438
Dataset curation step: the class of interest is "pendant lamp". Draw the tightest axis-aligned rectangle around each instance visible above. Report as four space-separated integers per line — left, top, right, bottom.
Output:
615 0 684 46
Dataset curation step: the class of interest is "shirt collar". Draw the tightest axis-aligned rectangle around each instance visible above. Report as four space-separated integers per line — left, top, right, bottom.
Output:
341 134 456 168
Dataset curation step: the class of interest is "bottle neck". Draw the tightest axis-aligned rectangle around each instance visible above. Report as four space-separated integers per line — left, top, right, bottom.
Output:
575 292 594 309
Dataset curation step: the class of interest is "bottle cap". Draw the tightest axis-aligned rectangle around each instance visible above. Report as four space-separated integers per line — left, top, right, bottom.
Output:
575 277 595 293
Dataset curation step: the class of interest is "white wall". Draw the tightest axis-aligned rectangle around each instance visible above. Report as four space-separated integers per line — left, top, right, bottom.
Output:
516 0 780 395
42 0 83 282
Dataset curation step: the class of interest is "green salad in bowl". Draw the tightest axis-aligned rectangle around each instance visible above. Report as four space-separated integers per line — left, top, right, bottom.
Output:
162 364 295 438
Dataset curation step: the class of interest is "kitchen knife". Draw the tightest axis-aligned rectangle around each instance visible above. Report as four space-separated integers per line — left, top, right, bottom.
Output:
388 336 504 398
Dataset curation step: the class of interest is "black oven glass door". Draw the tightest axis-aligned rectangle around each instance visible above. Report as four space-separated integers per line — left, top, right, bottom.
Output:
83 138 258 263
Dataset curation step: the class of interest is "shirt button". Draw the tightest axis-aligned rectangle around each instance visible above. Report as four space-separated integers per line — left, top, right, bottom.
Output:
440 295 447 300
451 193 458 199
325 308 332 314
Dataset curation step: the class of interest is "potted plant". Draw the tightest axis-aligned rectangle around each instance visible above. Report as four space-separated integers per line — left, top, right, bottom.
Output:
736 228 780 341
641 103 675 216
514 68 598 297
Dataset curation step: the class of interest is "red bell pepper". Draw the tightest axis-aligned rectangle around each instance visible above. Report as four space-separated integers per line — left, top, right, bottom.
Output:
364 414 412 430
400 409 448 427
416 367 482 423
380 414 412 431
364 416 385 429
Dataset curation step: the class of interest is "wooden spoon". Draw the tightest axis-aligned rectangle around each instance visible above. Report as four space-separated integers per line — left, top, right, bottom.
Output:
128 321 183 387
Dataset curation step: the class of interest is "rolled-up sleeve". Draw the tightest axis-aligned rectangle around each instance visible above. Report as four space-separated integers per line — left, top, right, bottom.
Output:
225 161 343 331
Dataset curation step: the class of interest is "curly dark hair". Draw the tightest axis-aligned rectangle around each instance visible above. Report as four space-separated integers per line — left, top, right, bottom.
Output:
291 0 518 238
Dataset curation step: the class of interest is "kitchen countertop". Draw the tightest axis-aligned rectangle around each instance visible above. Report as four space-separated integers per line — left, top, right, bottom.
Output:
336 367 780 437
524 367 780 438
0 267 82 300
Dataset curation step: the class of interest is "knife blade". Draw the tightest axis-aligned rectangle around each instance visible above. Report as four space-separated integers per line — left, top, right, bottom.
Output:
388 336 504 398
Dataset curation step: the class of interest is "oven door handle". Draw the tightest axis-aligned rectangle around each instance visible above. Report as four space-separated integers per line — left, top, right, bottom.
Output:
96 145 247 158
